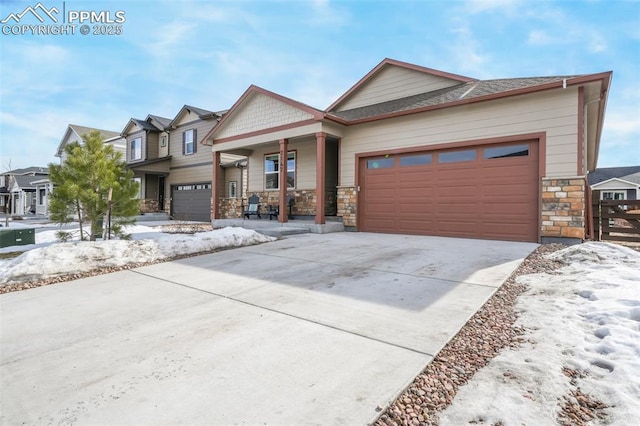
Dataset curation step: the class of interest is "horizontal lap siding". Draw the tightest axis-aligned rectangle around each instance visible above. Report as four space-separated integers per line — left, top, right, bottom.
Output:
341 88 579 185
247 138 317 192
337 66 462 111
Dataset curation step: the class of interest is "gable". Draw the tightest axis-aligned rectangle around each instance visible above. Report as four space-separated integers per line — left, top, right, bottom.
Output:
173 109 201 127
122 121 144 135
333 64 468 112
591 178 640 190
215 92 315 139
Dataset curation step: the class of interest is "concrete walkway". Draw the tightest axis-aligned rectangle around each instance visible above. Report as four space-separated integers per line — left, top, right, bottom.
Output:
0 233 537 425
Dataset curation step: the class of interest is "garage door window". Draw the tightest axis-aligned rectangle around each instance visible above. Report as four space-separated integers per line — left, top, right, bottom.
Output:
438 149 476 163
400 154 432 167
484 144 529 159
367 158 394 169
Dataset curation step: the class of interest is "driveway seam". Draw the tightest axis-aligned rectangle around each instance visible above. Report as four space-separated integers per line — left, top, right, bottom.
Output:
131 269 435 358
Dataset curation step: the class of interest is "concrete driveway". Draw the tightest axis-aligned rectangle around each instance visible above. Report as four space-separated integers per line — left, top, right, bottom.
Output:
0 232 537 425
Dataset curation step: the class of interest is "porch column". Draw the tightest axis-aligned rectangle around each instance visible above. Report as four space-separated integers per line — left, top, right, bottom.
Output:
212 151 221 220
279 138 288 223
315 132 326 225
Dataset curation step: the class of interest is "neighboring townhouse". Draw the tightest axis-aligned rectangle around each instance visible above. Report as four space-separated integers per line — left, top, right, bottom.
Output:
588 166 640 201
0 167 49 216
124 105 243 221
203 58 611 244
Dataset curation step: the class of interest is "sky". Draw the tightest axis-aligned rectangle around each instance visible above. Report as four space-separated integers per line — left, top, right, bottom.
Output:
1 223 639 423
0 0 638 171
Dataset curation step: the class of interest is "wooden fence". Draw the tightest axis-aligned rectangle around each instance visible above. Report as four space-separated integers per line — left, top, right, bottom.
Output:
591 194 640 242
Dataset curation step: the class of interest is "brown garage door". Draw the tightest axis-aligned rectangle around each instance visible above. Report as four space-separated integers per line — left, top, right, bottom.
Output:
359 140 539 242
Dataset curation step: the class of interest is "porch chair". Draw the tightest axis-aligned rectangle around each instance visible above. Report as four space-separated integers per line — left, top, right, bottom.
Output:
267 194 293 220
243 195 261 219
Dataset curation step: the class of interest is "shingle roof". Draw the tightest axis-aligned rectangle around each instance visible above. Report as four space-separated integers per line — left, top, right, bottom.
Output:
70 124 119 141
13 174 38 189
147 114 172 129
330 76 580 121
6 166 49 175
588 166 640 185
184 105 216 118
131 118 161 131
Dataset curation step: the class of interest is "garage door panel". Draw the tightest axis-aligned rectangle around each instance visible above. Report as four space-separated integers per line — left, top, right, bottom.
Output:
171 183 212 222
359 140 539 242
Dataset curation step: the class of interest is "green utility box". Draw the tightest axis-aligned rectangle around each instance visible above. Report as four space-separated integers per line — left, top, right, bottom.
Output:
0 228 35 248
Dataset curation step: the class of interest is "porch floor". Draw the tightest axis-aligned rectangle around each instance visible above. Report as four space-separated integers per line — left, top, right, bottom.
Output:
212 217 344 237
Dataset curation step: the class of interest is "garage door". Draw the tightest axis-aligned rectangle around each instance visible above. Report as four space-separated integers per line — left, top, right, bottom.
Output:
359 140 539 242
171 183 212 222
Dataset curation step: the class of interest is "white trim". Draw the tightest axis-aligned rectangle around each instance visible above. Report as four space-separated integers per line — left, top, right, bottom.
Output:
590 177 640 190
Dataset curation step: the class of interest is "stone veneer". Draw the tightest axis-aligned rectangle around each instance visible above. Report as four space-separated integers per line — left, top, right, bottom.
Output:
337 186 357 227
139 198 159 213
540 178 586 240
217 189 338 219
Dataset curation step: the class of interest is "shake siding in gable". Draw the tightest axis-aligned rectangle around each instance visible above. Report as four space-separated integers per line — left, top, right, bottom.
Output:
340 88 579 185
216 93 315 140
335 66 463 111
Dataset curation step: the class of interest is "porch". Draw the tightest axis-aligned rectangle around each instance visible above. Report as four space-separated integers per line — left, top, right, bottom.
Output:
212 216 344 237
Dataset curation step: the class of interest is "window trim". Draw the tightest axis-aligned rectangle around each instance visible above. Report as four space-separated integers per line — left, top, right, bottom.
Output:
183 129 197 155
229 181 238 198
601 191 625 201
130 137 142 161
264 150 296 190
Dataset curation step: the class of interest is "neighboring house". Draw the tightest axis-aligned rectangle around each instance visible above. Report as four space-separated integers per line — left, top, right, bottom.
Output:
123 106 243 221
56 124 126 162
588 166 640 201
203 58 611 243
0 167 49 216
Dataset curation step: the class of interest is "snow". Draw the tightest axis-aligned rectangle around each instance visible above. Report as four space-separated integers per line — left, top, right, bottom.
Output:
440 242 640 425
0 225 275 286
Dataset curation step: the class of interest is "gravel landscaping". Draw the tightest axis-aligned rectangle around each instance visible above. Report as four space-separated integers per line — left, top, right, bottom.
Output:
373 243 611 426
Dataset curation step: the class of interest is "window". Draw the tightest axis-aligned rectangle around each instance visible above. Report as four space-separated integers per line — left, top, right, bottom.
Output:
38 188 46 205
161 135 167 148
265 151 295 190
400 154 432 167
367 157 394 169
602 191 625 201
132 177 142 198
438 149 476 163
229 181 238 198
130 138 142 161
183 129 196 155
484 144 529 159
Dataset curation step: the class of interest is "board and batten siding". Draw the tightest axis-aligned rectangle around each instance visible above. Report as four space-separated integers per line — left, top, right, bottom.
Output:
216 93 315 140
247 137 317 192
340 87 580 185
335 66 463 111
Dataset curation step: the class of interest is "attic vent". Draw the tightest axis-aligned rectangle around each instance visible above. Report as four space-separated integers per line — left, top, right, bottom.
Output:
458 83 478 100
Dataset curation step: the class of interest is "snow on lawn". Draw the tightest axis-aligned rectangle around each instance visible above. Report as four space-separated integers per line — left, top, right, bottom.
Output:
440 242 640 425
0 226 275 286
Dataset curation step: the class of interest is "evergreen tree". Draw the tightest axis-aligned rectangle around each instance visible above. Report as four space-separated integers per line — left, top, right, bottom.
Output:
48 131 139 241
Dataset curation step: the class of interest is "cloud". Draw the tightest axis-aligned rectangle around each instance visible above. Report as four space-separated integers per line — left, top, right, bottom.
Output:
464 0 522 14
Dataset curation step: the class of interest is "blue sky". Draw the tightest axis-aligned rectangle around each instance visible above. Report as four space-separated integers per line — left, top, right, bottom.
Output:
1 0 638 170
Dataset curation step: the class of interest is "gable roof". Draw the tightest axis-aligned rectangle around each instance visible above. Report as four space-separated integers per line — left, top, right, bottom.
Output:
146 114 172 129
4 166 49 175
328 58 476 112
168 104 222 128
56 124 121 157
202 85 327 143
329 74 608 123
588 166 640 186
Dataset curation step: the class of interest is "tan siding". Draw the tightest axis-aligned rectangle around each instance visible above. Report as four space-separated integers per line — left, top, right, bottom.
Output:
147 132 159 159
216 93 315 139
247 138 317 192
159 132 169 157
225 167 241 197
340 88 580 185
336 66 462 111
168 119 215 170
166 165 212 186
173 110 200 126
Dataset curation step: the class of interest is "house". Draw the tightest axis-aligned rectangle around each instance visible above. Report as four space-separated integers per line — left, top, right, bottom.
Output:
203 58 611 243
56 124 126 162
123 105 244 221
588 166 640 201
0 167 49 216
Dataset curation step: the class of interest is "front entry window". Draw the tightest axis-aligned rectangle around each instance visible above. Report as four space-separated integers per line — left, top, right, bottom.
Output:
265 151 295 190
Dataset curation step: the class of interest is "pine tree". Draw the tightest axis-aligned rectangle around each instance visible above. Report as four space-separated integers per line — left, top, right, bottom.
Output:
48 131 139 241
